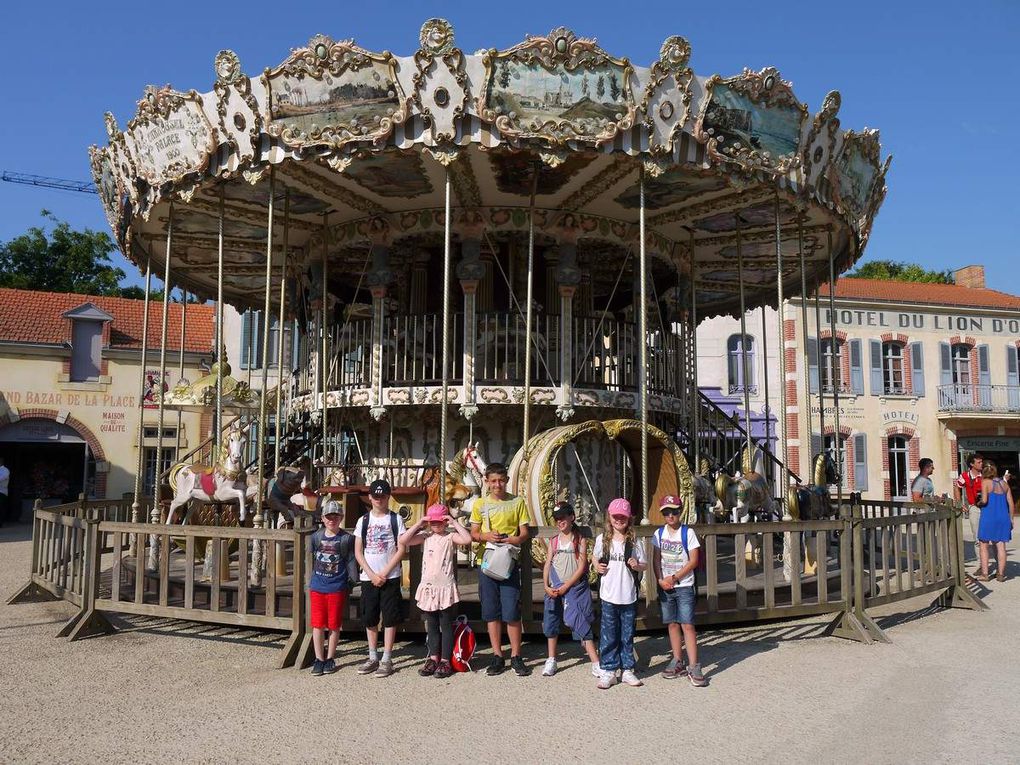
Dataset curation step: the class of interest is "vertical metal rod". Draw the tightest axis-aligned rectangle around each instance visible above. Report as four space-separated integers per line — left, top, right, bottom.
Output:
798 219 813 466
176 288 186 456
130 246 152 536
150 200 174 569
827 229 843 506
321 213 329 466
439 169 452 486
274 189 290 475
689 231 699 474
639 169 649 520
775 195 788 518
215 187 225 457
813 277 827 449
736 215 753 462
256 167 275 521
760 304 772 483
522 165 538 461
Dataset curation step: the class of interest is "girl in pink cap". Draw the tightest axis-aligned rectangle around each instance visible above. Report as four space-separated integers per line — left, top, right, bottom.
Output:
400 504 472 678
592 498 647 689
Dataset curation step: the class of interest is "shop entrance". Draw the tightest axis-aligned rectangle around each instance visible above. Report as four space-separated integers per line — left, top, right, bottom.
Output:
0 419 93 522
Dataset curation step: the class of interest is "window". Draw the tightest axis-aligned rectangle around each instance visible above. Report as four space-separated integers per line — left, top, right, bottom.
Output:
143 447 176 497
241 311 295 370
70 320 103 381
726 334 756 394
824 434 849 490
882 343 905 394
143 426 177 439
951 344 971 390
820 338 842 393
888 436 909 500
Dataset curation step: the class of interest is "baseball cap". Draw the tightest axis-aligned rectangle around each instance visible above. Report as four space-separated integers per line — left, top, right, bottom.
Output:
369 479 391 496
659 495 683 512
322 500 342 516
607 498 632 518
551 501 575 519
425 503 449 522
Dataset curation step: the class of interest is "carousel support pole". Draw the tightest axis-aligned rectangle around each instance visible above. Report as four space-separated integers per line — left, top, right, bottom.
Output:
556 224 580 421
129 245 152 555
215 187 225 458
813 282 827 453
827 230 843 510
320 213 329 469
638 169 649 524
177 289 187 457
275 190 290 578
760 305 772 484
368 229 391 424
798 218 814 475
522 165 538 465
689 231 700 479
149 201 174 571
252 167 276 586
775 197 794 581
736 215 753 461
457 223 485 424
439 168 453 487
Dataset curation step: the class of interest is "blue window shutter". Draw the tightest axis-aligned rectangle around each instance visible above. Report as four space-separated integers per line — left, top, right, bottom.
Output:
939 342 952 385
978 344 991 407
849 339 864 394
1007 345 1020 410
727 335 739 390
291 318 301 372
746 336 755 388
252 311 264 369
240 311 253 370
810 432 822 459
807 336 819 394
869 340 883 395
911 343 925 397
854 433 868 492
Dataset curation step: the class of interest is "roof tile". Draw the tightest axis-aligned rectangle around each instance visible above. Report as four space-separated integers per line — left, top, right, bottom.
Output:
819 278 1020 311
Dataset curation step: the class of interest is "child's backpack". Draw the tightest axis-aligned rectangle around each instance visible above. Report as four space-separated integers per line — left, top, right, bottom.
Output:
360 510 401 550
338 531 359 591
654 524 704 594
451 615 476 672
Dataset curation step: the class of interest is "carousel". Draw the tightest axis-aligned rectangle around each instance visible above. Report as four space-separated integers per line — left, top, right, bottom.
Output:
88 20 888 603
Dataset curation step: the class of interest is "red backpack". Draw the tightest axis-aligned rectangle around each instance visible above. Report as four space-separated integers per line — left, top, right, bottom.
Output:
451 615 476 673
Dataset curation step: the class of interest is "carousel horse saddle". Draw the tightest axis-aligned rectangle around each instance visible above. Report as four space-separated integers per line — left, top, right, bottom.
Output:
200 471 218 497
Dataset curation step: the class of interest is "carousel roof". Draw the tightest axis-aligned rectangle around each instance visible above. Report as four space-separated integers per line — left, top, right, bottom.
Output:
90 20 890 318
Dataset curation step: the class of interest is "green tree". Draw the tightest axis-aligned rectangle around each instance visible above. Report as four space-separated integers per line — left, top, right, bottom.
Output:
846 260 954 284
0 211 130 295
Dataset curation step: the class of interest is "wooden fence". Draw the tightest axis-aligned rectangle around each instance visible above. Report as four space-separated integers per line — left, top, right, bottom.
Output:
10 496 985 667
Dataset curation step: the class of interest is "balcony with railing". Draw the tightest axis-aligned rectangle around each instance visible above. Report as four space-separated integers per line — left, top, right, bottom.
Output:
937 384 1020 415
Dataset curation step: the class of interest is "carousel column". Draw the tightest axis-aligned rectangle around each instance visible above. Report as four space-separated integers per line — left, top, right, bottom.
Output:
555 222 582 422
149 203 174 572
367 228 394 423
457 218 486 422
129 245 152 556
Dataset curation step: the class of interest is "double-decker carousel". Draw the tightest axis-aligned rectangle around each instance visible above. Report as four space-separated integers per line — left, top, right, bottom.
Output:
88 19 888 620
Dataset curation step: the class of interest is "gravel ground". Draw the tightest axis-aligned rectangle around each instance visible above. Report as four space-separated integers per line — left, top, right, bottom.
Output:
1 522 1016 764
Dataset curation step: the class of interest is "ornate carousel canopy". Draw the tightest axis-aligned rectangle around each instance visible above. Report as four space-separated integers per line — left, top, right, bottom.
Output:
90 19 889 318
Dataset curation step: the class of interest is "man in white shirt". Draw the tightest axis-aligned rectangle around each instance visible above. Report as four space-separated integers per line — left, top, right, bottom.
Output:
0 457 10 526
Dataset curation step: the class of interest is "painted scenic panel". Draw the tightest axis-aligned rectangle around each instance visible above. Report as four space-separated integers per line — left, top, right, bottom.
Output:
615 170 726 210
489 151 594 196
268 61 401 134
344 151 433 198
837 143 878 215
174 212 267 240
486 60 629 134
692 201 798 233
219 182 331 216
703 84 801 161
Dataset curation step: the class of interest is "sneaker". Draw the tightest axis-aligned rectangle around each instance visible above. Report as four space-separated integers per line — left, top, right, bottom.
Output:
310 659 325 677
375 659 394 678
322 658 338 674
541 658 557 677
688 664 708 687
486 655 506 676
357 658 380 675
510 655 531 677
434 660 454 679
419 658 439 677
620 669 643 687
661 657 688 679
596 670 618 690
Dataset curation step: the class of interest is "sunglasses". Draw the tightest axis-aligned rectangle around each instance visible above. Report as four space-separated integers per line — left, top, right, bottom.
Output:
661 508 681 516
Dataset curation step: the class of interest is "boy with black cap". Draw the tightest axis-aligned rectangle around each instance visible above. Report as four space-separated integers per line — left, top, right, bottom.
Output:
354 478 406 677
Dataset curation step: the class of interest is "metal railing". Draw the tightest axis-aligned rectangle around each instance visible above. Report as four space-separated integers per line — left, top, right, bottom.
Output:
475 311 559 385
937 383 1020 413
385 313 464 385
573 316 638 391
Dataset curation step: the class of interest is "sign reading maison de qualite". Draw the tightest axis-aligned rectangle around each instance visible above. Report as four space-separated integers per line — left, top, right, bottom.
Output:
823 309 1020 336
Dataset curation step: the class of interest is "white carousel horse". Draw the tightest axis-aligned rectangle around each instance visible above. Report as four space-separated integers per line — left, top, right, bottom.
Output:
165 428 258 524
715 446 776 565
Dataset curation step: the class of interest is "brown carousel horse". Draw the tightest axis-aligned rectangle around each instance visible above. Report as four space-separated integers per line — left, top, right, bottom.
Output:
420 443 487 517
165 427 259 524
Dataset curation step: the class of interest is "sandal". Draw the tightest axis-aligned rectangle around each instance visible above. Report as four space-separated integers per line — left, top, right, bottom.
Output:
973 573 991 582
995 574 1006 582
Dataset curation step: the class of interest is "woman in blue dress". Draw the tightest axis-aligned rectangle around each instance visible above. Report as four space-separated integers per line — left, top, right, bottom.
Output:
975 460 1015 582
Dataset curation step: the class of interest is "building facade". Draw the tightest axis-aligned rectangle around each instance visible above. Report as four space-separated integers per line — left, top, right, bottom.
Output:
0 288 214 517
786 267 1020 500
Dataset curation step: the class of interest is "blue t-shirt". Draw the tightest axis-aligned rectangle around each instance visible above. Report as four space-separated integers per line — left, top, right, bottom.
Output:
309 528 351 594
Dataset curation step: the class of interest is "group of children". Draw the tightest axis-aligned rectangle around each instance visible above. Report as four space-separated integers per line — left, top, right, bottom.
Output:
308 474 707 688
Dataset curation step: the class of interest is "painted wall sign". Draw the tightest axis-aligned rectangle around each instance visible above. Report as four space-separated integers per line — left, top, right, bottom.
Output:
126 88 216 186
823 309 1020 337
958 437 1020 452
882 410 919 426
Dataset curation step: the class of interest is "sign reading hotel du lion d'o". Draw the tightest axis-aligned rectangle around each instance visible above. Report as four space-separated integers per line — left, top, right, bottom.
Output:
824 309 1020 336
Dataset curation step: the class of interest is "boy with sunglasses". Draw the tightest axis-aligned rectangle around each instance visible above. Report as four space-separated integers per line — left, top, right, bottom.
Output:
651 495 707 687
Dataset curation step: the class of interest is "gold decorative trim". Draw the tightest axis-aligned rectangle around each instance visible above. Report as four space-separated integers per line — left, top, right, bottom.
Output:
640 36 694 155
213 50 262 162
126 85 218 187
412 19 469 144
801 90 840 189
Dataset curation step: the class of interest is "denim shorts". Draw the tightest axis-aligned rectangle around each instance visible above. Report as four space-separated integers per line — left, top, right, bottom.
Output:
659 586 696 625
478 566 522 623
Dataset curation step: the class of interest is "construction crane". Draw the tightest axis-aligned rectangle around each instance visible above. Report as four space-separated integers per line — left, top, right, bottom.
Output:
1 170 96 194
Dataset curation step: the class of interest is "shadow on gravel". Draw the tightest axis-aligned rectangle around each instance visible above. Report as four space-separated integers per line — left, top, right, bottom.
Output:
0 524 32 544
109 614 288 650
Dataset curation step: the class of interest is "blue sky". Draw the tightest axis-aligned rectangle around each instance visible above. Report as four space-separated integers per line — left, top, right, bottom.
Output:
1 0 1017 289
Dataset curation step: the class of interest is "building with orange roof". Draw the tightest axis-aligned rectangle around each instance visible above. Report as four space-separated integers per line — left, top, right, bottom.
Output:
0 288 214 519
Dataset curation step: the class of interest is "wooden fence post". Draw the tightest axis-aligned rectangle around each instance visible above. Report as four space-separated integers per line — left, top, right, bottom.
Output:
280 515 311 669
933 502 987 611
62 511 116 640
827 494 889 643
7 501 59 605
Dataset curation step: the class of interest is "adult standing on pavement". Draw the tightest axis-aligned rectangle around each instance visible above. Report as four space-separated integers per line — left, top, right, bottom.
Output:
911 458 936 502
955 453 984 564
469 462 532 677
0 457 9 526
973 460 1015 583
